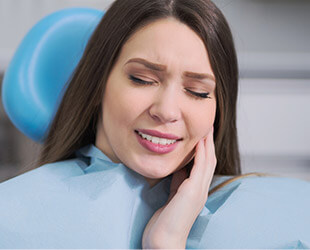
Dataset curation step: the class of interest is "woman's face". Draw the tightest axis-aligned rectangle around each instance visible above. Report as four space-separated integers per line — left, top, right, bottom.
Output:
96 18 216 186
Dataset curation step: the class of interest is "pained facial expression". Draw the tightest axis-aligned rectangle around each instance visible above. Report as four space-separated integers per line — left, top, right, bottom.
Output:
96 18 216 185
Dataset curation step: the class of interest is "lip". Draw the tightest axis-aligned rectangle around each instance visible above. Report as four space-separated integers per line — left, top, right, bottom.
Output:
135 132 180 154
135 129 182 140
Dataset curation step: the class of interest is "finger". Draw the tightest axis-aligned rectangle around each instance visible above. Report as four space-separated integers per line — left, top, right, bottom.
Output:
189 128 216 186
203 127 217 187
188 138 206 180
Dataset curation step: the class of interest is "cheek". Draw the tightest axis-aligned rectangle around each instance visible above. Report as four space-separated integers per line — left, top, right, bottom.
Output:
103 84 150 128
187 101 216 139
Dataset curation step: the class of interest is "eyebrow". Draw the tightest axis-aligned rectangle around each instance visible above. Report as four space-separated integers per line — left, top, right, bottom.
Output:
125 58 215 82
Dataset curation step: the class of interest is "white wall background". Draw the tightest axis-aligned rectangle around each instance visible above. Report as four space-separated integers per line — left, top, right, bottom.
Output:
0 0 309 180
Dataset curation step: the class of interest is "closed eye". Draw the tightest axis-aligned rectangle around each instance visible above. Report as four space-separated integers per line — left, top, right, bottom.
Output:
129 75 211 100
129 75 154 85
186 89 211 99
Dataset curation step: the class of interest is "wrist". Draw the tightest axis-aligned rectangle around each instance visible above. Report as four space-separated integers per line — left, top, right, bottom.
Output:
142 230 186 249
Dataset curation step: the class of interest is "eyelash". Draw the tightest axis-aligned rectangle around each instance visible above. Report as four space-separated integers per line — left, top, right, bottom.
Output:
128 75 211 100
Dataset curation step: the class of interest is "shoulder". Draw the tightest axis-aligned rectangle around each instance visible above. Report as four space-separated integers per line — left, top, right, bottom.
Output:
199 175 310 248
207 175 310 212
0 158 87 194
214 174 309 195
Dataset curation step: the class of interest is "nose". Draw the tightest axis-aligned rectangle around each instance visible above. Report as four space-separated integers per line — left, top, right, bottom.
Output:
148 86 181 123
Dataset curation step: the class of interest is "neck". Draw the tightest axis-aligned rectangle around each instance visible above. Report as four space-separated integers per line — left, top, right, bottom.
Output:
144 176 163 188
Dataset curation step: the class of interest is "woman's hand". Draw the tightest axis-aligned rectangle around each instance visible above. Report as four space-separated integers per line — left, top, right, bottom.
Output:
142 128 217 249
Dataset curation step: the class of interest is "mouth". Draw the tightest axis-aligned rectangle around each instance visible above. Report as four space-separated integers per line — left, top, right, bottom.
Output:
134 130 182 144
134 130 182 154
135 129 183 140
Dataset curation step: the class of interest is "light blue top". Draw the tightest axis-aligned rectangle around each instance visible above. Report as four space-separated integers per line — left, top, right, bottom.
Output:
0 144 309 248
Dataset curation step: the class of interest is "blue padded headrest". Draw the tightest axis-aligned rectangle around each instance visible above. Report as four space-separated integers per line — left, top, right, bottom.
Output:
1 8 104 142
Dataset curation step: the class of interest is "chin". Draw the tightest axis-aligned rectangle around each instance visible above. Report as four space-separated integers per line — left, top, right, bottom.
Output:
137 163 174 179
125 155 182 179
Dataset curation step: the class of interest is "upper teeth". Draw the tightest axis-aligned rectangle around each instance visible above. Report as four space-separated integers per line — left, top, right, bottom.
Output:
138 131 177 145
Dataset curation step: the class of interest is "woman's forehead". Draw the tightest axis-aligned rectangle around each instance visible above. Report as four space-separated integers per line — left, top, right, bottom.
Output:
119 18 213 77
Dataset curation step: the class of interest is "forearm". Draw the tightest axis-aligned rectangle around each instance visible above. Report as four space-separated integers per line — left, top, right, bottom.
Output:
142 233 186 249
142 207 186 249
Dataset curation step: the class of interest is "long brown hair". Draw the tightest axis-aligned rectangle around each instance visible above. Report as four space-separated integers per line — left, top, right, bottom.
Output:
37 0 241 176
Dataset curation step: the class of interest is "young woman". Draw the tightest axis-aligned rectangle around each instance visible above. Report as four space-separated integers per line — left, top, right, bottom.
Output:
39 0 240 248
38 0 239 247
2 0 309 248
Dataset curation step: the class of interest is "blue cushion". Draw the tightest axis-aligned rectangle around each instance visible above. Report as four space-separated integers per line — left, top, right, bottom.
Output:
1 8 104 142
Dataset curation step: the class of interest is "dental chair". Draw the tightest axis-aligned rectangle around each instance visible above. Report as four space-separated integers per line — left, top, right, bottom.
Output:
2 7 104 142
1 7 310 249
